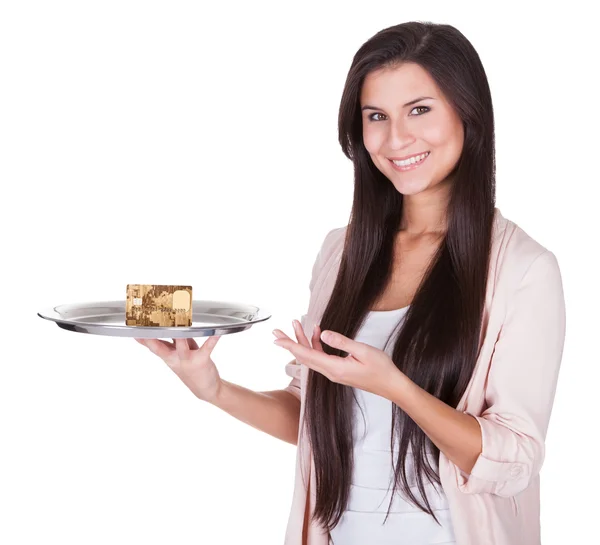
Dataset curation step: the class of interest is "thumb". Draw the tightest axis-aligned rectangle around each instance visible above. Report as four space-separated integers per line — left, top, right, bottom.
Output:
320 329 365 360
201 335 221 353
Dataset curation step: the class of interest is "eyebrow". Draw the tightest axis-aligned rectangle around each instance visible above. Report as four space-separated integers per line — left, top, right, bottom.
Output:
361 96 435 111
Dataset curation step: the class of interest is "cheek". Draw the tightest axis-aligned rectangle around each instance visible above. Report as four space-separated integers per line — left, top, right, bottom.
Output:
420 119 446 145
422 113 461 147
362 125 384 155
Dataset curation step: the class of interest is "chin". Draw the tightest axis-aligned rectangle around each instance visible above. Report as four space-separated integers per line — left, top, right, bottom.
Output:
388 174 432 196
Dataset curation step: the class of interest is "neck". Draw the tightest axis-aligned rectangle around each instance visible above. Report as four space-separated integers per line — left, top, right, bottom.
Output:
398 196 449 236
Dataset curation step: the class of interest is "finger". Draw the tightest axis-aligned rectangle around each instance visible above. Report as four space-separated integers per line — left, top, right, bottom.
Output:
140 338 173 360
273 329 292 341
312 324 324 351
320 330 368 360
172 337 200 350
292 320 311 347
136 337 172 349
175 338 191 360
274 337 344 374
155 339 175 349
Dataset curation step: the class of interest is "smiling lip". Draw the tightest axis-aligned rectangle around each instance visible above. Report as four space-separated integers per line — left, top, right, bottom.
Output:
388 151 430 172
388 151 430 161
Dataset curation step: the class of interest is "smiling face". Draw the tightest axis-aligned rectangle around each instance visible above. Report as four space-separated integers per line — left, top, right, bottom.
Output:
360 62 465 197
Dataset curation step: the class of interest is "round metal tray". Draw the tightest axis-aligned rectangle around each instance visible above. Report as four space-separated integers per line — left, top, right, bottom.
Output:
37 300 271 338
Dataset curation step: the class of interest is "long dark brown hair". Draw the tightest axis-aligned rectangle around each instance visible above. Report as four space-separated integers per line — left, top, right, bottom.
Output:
301 21 497 534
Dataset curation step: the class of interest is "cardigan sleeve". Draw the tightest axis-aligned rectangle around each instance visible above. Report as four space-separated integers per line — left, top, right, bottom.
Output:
456 249 566 497
283 230 333 401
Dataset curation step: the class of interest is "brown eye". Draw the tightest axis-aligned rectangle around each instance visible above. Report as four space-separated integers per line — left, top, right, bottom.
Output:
411 106 430 115
368 112 386 121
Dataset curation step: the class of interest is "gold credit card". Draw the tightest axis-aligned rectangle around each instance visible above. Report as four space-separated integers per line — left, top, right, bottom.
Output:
126 284 192 327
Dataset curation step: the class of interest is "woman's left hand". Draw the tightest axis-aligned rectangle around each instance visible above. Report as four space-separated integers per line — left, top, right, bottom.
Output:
273 319 403 398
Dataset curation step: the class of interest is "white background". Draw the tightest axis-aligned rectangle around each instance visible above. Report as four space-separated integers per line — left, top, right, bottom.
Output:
1 1 597 543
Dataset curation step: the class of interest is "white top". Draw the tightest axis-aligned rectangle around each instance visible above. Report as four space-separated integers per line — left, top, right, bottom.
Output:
329 306 457 545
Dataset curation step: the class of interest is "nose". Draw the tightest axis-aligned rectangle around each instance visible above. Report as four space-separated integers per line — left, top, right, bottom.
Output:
387 119 415 149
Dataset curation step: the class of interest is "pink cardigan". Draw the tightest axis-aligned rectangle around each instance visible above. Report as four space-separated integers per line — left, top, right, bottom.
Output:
282 208 566 545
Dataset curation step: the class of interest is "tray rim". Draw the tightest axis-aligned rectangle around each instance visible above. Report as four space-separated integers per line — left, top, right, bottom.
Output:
37 298 272 334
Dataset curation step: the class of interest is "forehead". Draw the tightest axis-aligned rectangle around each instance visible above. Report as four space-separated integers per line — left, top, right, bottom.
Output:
360 62 439 105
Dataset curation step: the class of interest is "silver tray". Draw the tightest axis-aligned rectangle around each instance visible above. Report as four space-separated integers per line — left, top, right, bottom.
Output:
37 300 271 339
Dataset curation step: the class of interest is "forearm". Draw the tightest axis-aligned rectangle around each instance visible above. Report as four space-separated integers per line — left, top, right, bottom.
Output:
385 371 482 475
208 380 301 445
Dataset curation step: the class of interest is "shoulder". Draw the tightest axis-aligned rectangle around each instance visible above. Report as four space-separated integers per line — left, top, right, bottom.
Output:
305 225 349 292
320 211 561 291
493 208 561 292
324 224 348 246
318 225 348 263
328 211 557 269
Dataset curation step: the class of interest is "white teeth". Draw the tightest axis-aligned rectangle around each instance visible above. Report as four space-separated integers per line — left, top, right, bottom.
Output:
392 151 429 167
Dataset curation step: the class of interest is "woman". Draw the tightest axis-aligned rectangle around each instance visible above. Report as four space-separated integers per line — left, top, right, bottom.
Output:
275 21 566 545
136 21 566 545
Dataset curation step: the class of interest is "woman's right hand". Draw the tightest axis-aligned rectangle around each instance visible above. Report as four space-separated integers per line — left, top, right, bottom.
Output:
134 335 223 403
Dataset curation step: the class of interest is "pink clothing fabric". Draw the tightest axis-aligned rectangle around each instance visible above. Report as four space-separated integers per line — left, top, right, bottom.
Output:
282 208 566 545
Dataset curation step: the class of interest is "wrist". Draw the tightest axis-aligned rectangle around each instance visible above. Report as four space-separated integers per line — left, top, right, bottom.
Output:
207 379 228 406
381 368 410 403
